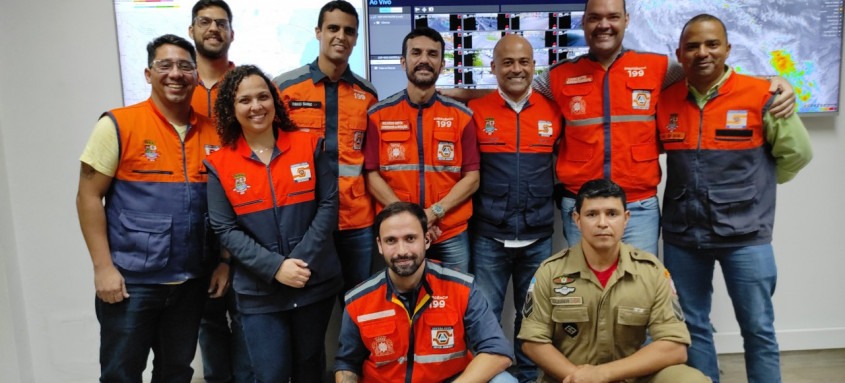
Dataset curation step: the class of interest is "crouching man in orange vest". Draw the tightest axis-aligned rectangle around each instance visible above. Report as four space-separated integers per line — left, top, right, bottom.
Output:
334 202 516 383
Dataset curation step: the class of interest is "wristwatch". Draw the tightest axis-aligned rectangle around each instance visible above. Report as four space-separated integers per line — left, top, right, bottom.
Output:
431 203 445 219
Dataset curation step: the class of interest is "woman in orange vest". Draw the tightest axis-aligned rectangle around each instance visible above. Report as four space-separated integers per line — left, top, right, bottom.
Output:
205 65 342 383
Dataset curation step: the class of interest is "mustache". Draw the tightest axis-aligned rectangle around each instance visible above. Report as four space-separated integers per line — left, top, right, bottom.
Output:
414 64 435 72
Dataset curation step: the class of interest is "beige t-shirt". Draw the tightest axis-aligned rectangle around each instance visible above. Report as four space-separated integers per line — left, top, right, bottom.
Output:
80 116 188 176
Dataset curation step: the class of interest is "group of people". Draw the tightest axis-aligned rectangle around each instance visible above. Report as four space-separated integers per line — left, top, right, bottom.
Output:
76 0 813 382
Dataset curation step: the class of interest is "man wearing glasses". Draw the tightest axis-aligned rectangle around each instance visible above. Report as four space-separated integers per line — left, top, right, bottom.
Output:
189 0 235 118
76 34 220 382
187 2 253 382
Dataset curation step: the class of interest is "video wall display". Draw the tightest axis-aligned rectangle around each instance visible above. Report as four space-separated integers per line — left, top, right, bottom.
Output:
366 0 588 99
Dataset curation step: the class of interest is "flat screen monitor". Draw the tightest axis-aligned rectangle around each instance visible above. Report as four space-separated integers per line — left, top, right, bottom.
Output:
366 0 589 100
366 0 844 114
623 1 844 115
113 0 367 106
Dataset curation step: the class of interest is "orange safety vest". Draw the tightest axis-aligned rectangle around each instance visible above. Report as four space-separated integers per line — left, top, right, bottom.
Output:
275 61 378 231
105 98 220 283
657 72 777 248
368 92 475 243
190 61 236 118
468 91 561 239
344 261 474 383
204 131 342 312
550 51 667 202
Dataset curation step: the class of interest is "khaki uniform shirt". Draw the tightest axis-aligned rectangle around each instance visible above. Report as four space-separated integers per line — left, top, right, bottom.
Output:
518 243 690 383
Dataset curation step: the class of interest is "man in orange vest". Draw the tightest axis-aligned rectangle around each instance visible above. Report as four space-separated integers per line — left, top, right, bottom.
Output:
334 202 515 383
187 1 254 382
657 14 812 383
467 34 562 383
364 27 480 273
443 0 796 258
274 0 379 296
77 34 220 382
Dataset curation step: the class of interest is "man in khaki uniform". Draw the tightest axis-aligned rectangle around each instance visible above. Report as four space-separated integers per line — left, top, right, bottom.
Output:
518 179 709 383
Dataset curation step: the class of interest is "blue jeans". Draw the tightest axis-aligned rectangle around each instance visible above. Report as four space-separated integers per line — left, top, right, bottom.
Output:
561 196 660 255
428 231 471 273
335 227 374 295
471 235 552 383
96 278 206 383
240 296 335 383
663 243 780 383
199 290 253 383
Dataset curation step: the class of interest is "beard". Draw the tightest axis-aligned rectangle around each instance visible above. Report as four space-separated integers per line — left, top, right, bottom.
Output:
406 64 439 88
389 255 423 277
196 41 228 59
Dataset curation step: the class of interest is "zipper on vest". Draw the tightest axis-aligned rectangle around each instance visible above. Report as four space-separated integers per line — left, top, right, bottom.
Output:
514 107 522 239
131 170 174 174
416 105 426 206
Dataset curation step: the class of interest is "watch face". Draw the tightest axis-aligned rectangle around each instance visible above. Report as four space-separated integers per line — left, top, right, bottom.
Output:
432 204 444 217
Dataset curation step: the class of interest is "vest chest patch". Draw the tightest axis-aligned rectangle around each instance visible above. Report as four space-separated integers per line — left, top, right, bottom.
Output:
387 143 406 161
437 142 455 161
233 173 250 195
431 327 454 349
538 120 554 137
570 96 586 115
484 118 496 135
204 144 221 155
371 336 395 357
291 162 312 183
143 140 160 161
726 110 749 129
661 113 685 142
632 90 651 110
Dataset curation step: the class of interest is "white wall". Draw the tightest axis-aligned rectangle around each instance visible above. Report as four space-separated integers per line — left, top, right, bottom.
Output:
0 1 843 381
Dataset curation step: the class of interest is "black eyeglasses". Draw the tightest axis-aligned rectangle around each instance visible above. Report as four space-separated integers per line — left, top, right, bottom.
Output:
150 59 196 73
194 16 230 31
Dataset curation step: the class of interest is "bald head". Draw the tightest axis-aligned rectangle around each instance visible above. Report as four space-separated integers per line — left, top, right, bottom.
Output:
492 34 535 101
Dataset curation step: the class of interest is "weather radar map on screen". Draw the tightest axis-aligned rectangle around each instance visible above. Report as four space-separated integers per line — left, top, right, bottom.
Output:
113 0 366 106
368 0 844 114
623 0 844 114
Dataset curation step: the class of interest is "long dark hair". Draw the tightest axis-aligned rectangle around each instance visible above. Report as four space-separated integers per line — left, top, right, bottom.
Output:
214 65 296 147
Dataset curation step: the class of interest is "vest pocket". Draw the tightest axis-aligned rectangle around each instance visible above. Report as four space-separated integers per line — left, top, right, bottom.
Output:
708 185 758 236
422 310 462 352
562 134 594 163
551 306 589 346
360 318 403 365
525 184 554 228
475 182 509 225
232 241 281 296
615 306 650 347
662 187 688 234
114 210 172 272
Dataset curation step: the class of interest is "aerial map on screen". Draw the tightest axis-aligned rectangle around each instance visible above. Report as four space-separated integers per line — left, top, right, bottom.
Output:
624 0 844 114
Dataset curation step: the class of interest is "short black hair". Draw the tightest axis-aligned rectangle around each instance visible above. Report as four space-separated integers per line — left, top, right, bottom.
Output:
401 27 445 59
374 202 428 238
317 0 359 29
146 34 196 67
574 178 627 213
192 0 233 22
680 13 729 44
